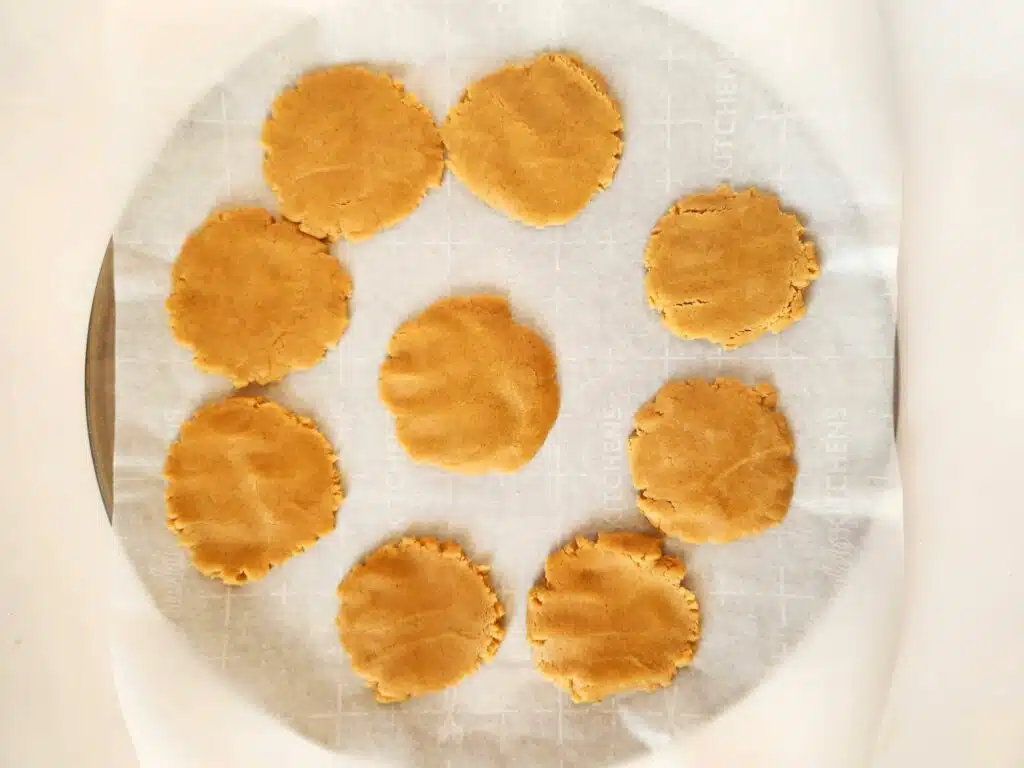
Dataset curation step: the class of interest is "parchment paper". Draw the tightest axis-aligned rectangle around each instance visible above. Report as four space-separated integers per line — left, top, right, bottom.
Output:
113 1 898 765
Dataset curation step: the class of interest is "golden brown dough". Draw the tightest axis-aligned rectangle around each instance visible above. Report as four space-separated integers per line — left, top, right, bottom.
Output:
378 295 559 474
442 52 623 226
628 378 796 543
644 185 820 349
166 207 351 387
164 396 342 584
527 532 700 703
262 65 444 241
336 537 505 702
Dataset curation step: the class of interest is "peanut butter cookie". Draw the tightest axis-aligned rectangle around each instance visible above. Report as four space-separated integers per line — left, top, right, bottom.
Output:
629 378 796 543
527 532 700 703
442 52 623 226
337 537 505 702
166 207 351 386
263 65 444 241
164 396 342 584
378 295 559 474
645 186 819 348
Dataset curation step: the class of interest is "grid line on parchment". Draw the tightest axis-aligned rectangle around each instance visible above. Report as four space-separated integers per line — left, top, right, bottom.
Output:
661 43 686 733
219 89 232 193
216 87 234 678
190 117 261 127
441 0 458 539
660 43 673 380
776 106 790 626
552 224 565 762
217 589 233 671
443 2 459 761
553 0 567 42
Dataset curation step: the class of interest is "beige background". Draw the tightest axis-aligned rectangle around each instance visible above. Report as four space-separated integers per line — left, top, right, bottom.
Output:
4 0 1022 766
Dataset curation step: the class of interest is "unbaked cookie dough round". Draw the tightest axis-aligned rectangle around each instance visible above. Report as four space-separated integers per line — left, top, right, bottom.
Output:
527 532 700 703
629 378 796 543
164 396 342 585
166 207 352 387
644 185 820 349
442 52 623 226
337 537 505 703
378 295 560 474
262 65 444 241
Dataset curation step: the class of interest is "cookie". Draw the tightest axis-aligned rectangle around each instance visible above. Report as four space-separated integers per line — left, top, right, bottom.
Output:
442 52 623 226
336 537 505 702
164 396 342 584
644 186 820 349
628 378 796 543
527 532 700 703
166 207 351 387
262 65 444 241
378 295 559 473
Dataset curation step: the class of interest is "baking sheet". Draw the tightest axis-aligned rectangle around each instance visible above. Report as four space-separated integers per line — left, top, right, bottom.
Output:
112 1 898 765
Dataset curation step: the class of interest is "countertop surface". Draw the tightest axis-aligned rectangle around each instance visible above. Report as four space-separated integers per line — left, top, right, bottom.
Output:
2 0 1022 766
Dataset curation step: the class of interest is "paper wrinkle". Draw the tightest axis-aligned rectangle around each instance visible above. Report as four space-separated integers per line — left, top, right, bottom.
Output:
112 1 898 766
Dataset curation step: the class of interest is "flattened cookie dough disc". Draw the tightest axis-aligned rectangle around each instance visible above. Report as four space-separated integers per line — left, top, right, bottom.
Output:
262 65 444 241
629 378 796 543
379 295 560 474
442 52 623 226
164 396 343 584
644 185 820 349
528 532 700 703
166 207 352 387
337 538 505 702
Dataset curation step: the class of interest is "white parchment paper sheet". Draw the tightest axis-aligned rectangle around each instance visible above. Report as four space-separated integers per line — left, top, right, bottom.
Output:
113 1 897 765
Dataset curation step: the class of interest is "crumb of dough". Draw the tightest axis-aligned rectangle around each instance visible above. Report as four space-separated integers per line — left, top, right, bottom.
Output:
442 52 623 226
166 207 351 387
337 537 505 702
644 185 820 349
164 396 343 585
527 532 700 703
262 65 444 241
628 378 796 543
378 295 560 474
